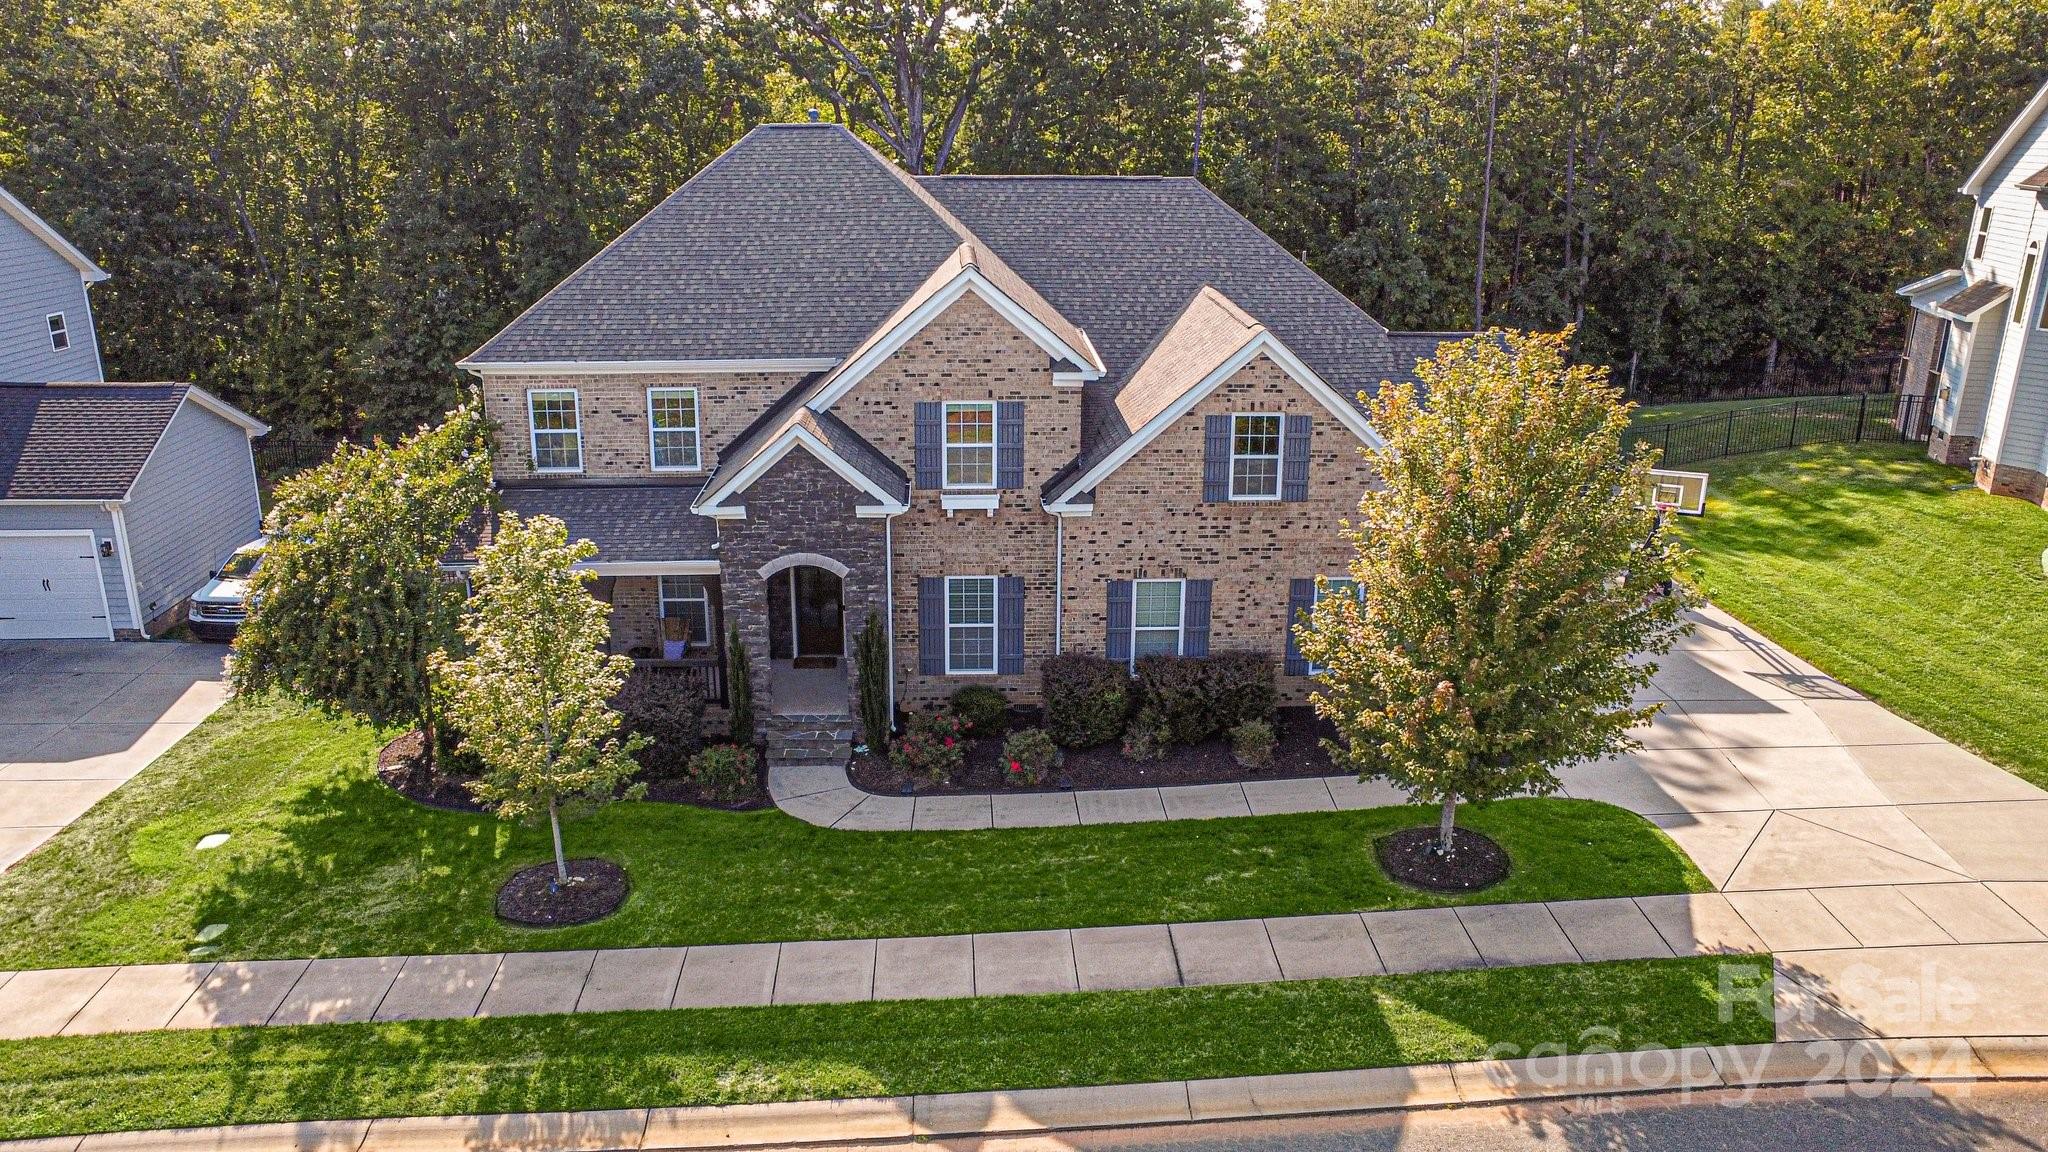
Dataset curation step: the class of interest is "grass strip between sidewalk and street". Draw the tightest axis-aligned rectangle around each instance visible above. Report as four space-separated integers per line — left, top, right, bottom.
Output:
1674 443 2048 789
0 955 1774 1141
0 700 1710 970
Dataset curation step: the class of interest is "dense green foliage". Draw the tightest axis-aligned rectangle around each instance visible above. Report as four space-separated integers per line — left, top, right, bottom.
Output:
0 957 1771 1140
0 700 1708 970
855 610 891 750
1301 330 1688 851
3 0 2043 442
1676 443 2048 789
230 402 491 760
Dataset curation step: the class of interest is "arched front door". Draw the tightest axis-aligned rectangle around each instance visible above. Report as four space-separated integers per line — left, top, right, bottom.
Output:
766 564 844 664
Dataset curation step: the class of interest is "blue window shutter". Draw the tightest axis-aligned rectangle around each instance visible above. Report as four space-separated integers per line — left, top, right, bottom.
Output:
914 402 942 490
1281 414 1312 501
1183 579 1212 656
919 577 945 675
1105 580 1133 664
997 576 1025 674
997 401 1025 489
1202 414 1230 502
1284 578 1315 675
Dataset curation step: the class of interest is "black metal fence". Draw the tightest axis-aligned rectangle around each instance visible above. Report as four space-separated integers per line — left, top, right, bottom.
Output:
1629 392 1932 468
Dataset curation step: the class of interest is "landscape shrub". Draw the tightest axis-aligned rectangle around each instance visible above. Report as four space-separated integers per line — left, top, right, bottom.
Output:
949 684 1009 737
1132 655 1217 745
725 621 755 745
854 611 891 752
687 743 757 802
1121 706 1169 762
1206 652 1278 729
614 669 707 780
1001 727 1061 787
891 711 969 782
1042 654 1131 747
1230 718 1277 770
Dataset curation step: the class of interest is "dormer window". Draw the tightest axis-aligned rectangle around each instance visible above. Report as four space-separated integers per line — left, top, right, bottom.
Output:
1973 207 1994 259
528 389 582 472
47 313 68 352
943 401 996 488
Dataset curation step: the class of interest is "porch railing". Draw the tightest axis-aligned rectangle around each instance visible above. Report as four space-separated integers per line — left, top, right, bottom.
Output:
631 654 727 708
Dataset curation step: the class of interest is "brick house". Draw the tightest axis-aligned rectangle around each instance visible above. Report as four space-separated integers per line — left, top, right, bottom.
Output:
457 122 1463 734
1896 77 2048 508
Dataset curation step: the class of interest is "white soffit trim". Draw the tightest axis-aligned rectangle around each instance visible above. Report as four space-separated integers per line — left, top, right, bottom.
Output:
807 268 1103 413
0 186 108 282
459 358 841 375
1961 78 2048 195
1045 332 1383 512
182 385 272 437
1895 269 1964 301
693 423 907 516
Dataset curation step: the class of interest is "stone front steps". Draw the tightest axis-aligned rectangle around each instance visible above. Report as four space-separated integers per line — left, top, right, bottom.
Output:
764 714 856 765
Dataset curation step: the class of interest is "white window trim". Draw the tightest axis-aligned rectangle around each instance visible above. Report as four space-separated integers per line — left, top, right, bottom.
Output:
944 575 999 676
942 401 998 491
658 575 713 650
1972 207 1993 259
1305 576 1360 675
647 387 704 473
2014 244 2040 329
527 388 583 474
1130 577 1186 667
46 312 68 352
1227 412 1284 502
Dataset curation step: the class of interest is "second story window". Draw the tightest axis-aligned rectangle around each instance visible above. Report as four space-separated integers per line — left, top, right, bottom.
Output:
1229 413 1283 500
1973 207 1994 259
648 387 701 471
944 401 996 488
528 389 582 472
2014 245 2038 328
47 313 68 352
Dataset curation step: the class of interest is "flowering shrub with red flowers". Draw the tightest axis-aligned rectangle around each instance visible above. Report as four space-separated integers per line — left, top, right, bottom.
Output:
890 710 968 782
1000 727 1061 787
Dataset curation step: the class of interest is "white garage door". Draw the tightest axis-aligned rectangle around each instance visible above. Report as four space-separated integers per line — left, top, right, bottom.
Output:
0 533 113 640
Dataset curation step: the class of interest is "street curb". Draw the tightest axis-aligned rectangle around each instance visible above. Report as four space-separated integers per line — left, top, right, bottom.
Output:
6 1035 2044 1151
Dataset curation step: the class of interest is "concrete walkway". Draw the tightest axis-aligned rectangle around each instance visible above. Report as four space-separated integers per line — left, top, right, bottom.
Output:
0 640 229 871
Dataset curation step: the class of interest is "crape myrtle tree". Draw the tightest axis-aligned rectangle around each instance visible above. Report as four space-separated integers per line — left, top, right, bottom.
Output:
232 401 492 773
1297 329 1688 857
434 514 646 886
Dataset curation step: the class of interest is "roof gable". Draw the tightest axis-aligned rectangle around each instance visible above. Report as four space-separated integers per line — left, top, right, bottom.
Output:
694 406 908 518
1962 78 2048 196
0 383 186 500
0 187 108 283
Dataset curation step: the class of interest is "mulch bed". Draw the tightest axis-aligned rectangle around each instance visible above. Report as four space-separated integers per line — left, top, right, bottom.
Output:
847 706 1341 796
496 858 628 926
1375 825 1510 892
377 731 772 813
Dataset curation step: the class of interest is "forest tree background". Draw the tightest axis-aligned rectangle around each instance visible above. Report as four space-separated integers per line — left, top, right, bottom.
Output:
4 0 2045 446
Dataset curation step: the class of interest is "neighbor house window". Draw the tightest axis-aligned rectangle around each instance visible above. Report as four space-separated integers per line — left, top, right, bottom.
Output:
648 387 702 471
2015 245 2039 327
659 576 712 648
1973 207 1994 259
1306 577 1359 674
943 402 996 488
945 576 997 674
46 313 68 352
1229 413 1283 500
1132 578 1185 658
528 389 582 472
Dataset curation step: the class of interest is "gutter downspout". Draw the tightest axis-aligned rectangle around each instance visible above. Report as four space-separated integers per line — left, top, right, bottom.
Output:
885 513 897 725
104 501 142 634
1053 513 1064 655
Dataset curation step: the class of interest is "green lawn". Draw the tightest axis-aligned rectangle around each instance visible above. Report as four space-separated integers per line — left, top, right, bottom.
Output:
0 956 1772 1140
0 701 1709 970
1628 392 1891 428
1677 443 2048 787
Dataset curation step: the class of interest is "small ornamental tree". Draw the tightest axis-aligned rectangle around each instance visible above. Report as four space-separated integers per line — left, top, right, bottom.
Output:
726 620 755 746
854 610 891 752
1297 328 1689 857
232 401 491 772
435 514 646 885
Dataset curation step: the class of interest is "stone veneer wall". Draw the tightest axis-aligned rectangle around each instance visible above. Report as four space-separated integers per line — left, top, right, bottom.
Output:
832 292 1080 709
481 371 802 481
713 450 888 729
1058 353 1382 705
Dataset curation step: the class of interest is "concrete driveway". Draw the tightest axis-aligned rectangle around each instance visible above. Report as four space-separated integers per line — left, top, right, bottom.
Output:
0 640 229 871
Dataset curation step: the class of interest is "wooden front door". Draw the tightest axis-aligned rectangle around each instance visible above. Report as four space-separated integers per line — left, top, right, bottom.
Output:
792 566 844 658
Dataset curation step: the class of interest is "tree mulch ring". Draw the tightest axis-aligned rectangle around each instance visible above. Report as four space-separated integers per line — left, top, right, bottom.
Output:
1376 825 1511 892
376 731 487 813
496 858 628 927
848 706 1340 795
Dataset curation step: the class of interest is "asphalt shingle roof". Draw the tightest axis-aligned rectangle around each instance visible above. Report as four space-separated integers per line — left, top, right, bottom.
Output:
1939 279 2012 318
0 383 187 500
452 483 718 565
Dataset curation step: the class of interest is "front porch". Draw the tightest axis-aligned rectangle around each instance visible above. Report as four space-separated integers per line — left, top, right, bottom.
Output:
598 573 727 705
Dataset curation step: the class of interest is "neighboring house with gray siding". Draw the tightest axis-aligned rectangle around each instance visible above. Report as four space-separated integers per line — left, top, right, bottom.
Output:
1897 76 2048 508
0 383 267 639
0 186 106 384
